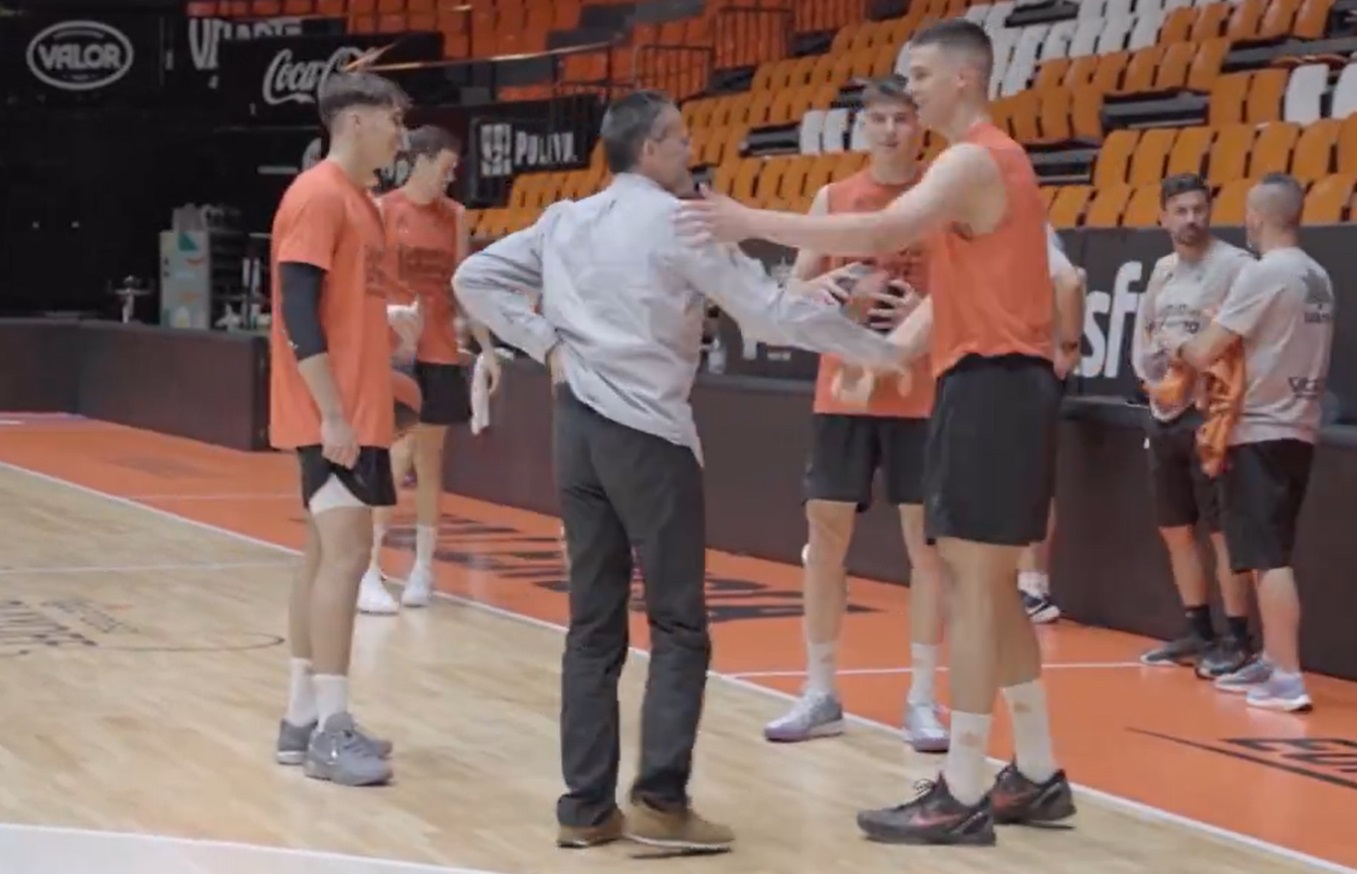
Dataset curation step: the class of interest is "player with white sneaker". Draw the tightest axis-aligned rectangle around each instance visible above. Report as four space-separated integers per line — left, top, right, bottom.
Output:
358 124 500 615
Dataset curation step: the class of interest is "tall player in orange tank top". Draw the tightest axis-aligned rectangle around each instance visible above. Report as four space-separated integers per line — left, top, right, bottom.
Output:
678 20 1073 845
357 125 502 615
761 76 949 755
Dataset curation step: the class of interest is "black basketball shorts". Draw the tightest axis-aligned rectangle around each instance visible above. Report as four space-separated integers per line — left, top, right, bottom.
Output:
296 445 398 511
923 353 1061 546
1146 410 1222 531
803 414 928 509
413 361 472 426
1219 438 1315 573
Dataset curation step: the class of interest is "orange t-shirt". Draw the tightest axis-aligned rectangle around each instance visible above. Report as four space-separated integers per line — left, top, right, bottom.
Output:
927 122 1054 378
269 160 396 450
379 189 464 364
813 168 934 418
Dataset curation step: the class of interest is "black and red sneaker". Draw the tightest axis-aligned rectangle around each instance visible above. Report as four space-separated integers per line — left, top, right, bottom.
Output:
856 777 996 846
990 763 1076 825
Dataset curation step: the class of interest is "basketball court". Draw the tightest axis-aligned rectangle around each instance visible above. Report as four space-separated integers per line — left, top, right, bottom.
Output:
0 412 1353 874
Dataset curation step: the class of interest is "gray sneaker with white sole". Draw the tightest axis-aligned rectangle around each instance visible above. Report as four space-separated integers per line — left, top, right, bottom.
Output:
276 716 394 765
303 712 394 786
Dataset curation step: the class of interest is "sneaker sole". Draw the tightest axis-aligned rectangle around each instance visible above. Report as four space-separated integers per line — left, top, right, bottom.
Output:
1246 695 1313 713
1028 606 1060 624
764 718 845 743
624 833 732 852
905 734 950 754
302 760 393 787
859 824 997 846
275 750 306 766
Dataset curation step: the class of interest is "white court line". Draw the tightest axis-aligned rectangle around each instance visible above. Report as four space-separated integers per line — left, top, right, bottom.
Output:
127 493 294 501
732 661 1146 679
0 460 1351 874
0 560 292 576
0 822 505 874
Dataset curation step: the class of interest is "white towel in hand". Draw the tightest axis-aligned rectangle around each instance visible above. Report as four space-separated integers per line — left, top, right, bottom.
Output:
470 354 492 435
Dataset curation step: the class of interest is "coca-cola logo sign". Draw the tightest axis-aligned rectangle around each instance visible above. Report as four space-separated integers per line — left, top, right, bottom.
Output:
262 45 362 106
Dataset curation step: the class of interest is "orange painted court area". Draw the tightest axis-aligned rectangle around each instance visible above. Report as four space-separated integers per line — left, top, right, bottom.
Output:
2 414 1355 870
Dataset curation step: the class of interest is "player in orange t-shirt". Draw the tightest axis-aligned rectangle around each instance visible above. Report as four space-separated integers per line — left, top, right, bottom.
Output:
267 70 410 788
761 76 949 756
357 125 502 615
678 21 1072 845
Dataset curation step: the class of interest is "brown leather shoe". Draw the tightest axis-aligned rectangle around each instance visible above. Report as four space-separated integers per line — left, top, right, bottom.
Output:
624 798 733 853
556 807 625 848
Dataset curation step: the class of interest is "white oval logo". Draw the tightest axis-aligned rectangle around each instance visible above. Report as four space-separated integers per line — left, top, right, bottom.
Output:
26 19 135 92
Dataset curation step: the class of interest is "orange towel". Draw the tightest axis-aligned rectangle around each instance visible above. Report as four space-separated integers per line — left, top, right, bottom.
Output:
1142 340 1245 478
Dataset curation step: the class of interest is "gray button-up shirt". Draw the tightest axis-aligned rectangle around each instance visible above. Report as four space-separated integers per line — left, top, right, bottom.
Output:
452 172 901 463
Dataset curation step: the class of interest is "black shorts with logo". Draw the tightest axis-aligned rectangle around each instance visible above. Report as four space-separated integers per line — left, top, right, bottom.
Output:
296 445 398 509
923 353 1060 546
1219 438 1315 573
1146 410 1221 531
803 414 929 509
413 360 472 426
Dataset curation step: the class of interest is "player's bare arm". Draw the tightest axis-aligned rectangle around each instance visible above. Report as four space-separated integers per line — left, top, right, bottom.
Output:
676 144 998 256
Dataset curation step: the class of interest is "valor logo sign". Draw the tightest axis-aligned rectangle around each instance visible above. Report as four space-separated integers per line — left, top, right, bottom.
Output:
26 19 135 92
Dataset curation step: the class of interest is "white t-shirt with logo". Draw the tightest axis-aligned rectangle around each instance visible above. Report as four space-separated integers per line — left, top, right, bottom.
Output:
1133 238 1255 421
1214 246 1335 446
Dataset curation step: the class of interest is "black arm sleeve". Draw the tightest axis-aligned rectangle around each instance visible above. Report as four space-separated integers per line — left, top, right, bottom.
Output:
279 262 327 361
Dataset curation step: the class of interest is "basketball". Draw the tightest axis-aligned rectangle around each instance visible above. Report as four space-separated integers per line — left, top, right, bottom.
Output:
392 368 423 438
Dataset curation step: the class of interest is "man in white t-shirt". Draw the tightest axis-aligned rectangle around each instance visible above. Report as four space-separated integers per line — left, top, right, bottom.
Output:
1170 173 1334 713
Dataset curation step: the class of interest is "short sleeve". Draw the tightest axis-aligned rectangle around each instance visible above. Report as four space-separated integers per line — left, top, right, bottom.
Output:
1214 260 1276 339
276 181 347 272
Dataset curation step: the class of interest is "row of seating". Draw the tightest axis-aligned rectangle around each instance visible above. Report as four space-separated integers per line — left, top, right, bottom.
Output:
465 157 1357 239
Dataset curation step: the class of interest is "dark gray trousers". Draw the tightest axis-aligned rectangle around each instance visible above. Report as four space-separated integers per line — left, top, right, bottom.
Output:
552 387 711 828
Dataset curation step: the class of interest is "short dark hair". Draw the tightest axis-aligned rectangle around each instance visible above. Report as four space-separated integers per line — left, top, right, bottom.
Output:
910 19 993 80
599 89 674 174
317 71 409 129
406 124 460 159
861 74 914 108
1160 173 1210 207
1255 172 1305 226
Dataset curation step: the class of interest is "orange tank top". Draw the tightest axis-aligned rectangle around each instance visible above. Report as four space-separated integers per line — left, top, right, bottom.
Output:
927 122 1054 379
813 168 934 418
380 188 464 364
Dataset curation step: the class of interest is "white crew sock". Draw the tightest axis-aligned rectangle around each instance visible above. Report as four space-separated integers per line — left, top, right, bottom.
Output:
414 524 437 570
1018 571 1049 598
313 674 350 725
285 658 317 727
1002 680 1057 783
368 523 387 574
941 711 993 805
907 643 939 705
805 641 838 696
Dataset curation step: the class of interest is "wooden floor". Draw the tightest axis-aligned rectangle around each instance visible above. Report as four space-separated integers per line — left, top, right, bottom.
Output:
0 413 1354 874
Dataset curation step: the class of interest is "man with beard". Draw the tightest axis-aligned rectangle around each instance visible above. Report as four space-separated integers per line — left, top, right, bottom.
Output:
1131 173 1255 678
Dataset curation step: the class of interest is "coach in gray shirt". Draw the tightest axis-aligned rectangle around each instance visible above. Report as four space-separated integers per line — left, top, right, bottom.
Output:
454 90 905 849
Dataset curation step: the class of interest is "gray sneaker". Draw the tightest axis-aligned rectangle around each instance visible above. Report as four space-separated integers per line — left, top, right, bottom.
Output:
1214 657 1272 694
276 717 394 765
303 712 394 786
1245 671 1312 713
902 701 950 753
763 690 844 743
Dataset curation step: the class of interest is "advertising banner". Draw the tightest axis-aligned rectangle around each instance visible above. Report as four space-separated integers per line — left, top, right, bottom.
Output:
214 30 444 121
169 15 345 94
457 95 604 207
0 13 163 106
